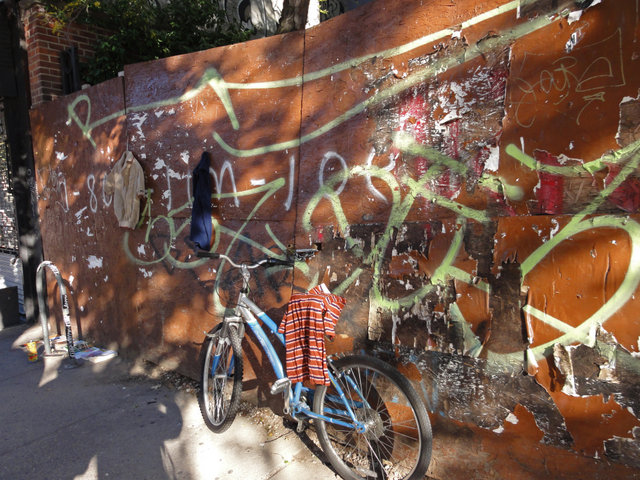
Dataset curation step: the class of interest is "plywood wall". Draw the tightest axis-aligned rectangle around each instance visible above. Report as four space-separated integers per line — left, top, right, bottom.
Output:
30 0 640 475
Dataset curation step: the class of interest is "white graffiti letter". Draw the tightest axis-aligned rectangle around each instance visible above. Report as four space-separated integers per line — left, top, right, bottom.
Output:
319 151 348 198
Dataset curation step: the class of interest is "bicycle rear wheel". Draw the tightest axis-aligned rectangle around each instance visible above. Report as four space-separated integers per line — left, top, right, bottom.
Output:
313 354 432 480
198 323 244 433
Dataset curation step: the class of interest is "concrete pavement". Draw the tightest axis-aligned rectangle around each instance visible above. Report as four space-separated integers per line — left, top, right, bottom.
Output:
0 324 339 480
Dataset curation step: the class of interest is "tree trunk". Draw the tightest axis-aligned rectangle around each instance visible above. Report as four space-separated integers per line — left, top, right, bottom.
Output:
277 0 310 33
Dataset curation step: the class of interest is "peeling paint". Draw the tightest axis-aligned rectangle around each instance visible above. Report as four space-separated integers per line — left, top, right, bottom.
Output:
565 29 583 53
86 256 103 270
139 268 152 278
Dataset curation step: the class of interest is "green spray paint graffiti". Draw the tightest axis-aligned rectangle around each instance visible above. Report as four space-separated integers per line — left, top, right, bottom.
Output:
506 140 640 362
123 179 286 268
122 176 316 314
211 13 557 158
118 131 640 367
66 1 557 150
298 137 640 365
59 0 640 365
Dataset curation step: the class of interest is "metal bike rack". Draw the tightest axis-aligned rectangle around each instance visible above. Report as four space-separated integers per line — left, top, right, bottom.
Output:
36 261 75 359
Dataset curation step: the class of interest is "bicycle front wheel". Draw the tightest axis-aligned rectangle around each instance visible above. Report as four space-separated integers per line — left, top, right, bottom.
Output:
198 323 244 433
313 354 432 480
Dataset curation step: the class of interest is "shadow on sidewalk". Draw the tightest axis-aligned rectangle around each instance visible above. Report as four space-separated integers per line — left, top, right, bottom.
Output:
0 324 188 480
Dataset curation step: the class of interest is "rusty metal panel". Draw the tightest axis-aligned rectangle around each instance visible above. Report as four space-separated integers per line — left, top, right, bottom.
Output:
294 0 640 473
30 77 134 349
119 32 304 375
123 33 304 223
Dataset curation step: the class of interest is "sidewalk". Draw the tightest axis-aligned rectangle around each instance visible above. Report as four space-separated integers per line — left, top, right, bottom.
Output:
0 324 339 480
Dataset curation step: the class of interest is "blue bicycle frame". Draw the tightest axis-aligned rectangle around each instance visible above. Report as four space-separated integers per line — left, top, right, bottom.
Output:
218 290 365 431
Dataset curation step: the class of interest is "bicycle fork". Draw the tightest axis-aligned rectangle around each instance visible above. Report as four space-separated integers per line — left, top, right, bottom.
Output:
206 315 244 376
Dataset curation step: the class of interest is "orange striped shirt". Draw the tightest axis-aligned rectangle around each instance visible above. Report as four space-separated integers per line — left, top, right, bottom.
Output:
278 286 346 385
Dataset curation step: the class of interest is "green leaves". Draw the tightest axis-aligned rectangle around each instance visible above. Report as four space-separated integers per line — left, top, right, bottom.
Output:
43 0 251 85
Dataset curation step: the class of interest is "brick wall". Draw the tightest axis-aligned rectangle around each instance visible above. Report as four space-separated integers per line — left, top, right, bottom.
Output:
21 2 109 105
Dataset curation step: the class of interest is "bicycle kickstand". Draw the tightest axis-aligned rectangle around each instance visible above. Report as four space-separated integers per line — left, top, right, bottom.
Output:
295 418 306 433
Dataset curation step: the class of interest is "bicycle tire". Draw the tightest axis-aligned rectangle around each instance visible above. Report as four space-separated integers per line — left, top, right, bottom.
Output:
198 323 244 433
313 354 432 480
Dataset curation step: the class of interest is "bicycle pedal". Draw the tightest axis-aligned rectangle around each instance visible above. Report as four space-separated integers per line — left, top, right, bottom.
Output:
270 377 291 395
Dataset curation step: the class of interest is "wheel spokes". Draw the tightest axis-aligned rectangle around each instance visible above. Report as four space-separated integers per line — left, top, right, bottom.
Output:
324 365 422 479
207 339 234 425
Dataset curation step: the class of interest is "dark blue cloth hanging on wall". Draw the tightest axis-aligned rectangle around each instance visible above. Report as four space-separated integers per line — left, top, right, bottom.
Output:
189 152 212 249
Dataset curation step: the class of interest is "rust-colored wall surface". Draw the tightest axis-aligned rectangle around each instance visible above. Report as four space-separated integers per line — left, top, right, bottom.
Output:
30 0 640 477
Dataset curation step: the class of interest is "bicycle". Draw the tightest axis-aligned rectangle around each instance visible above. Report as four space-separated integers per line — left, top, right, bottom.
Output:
195 249 433 480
